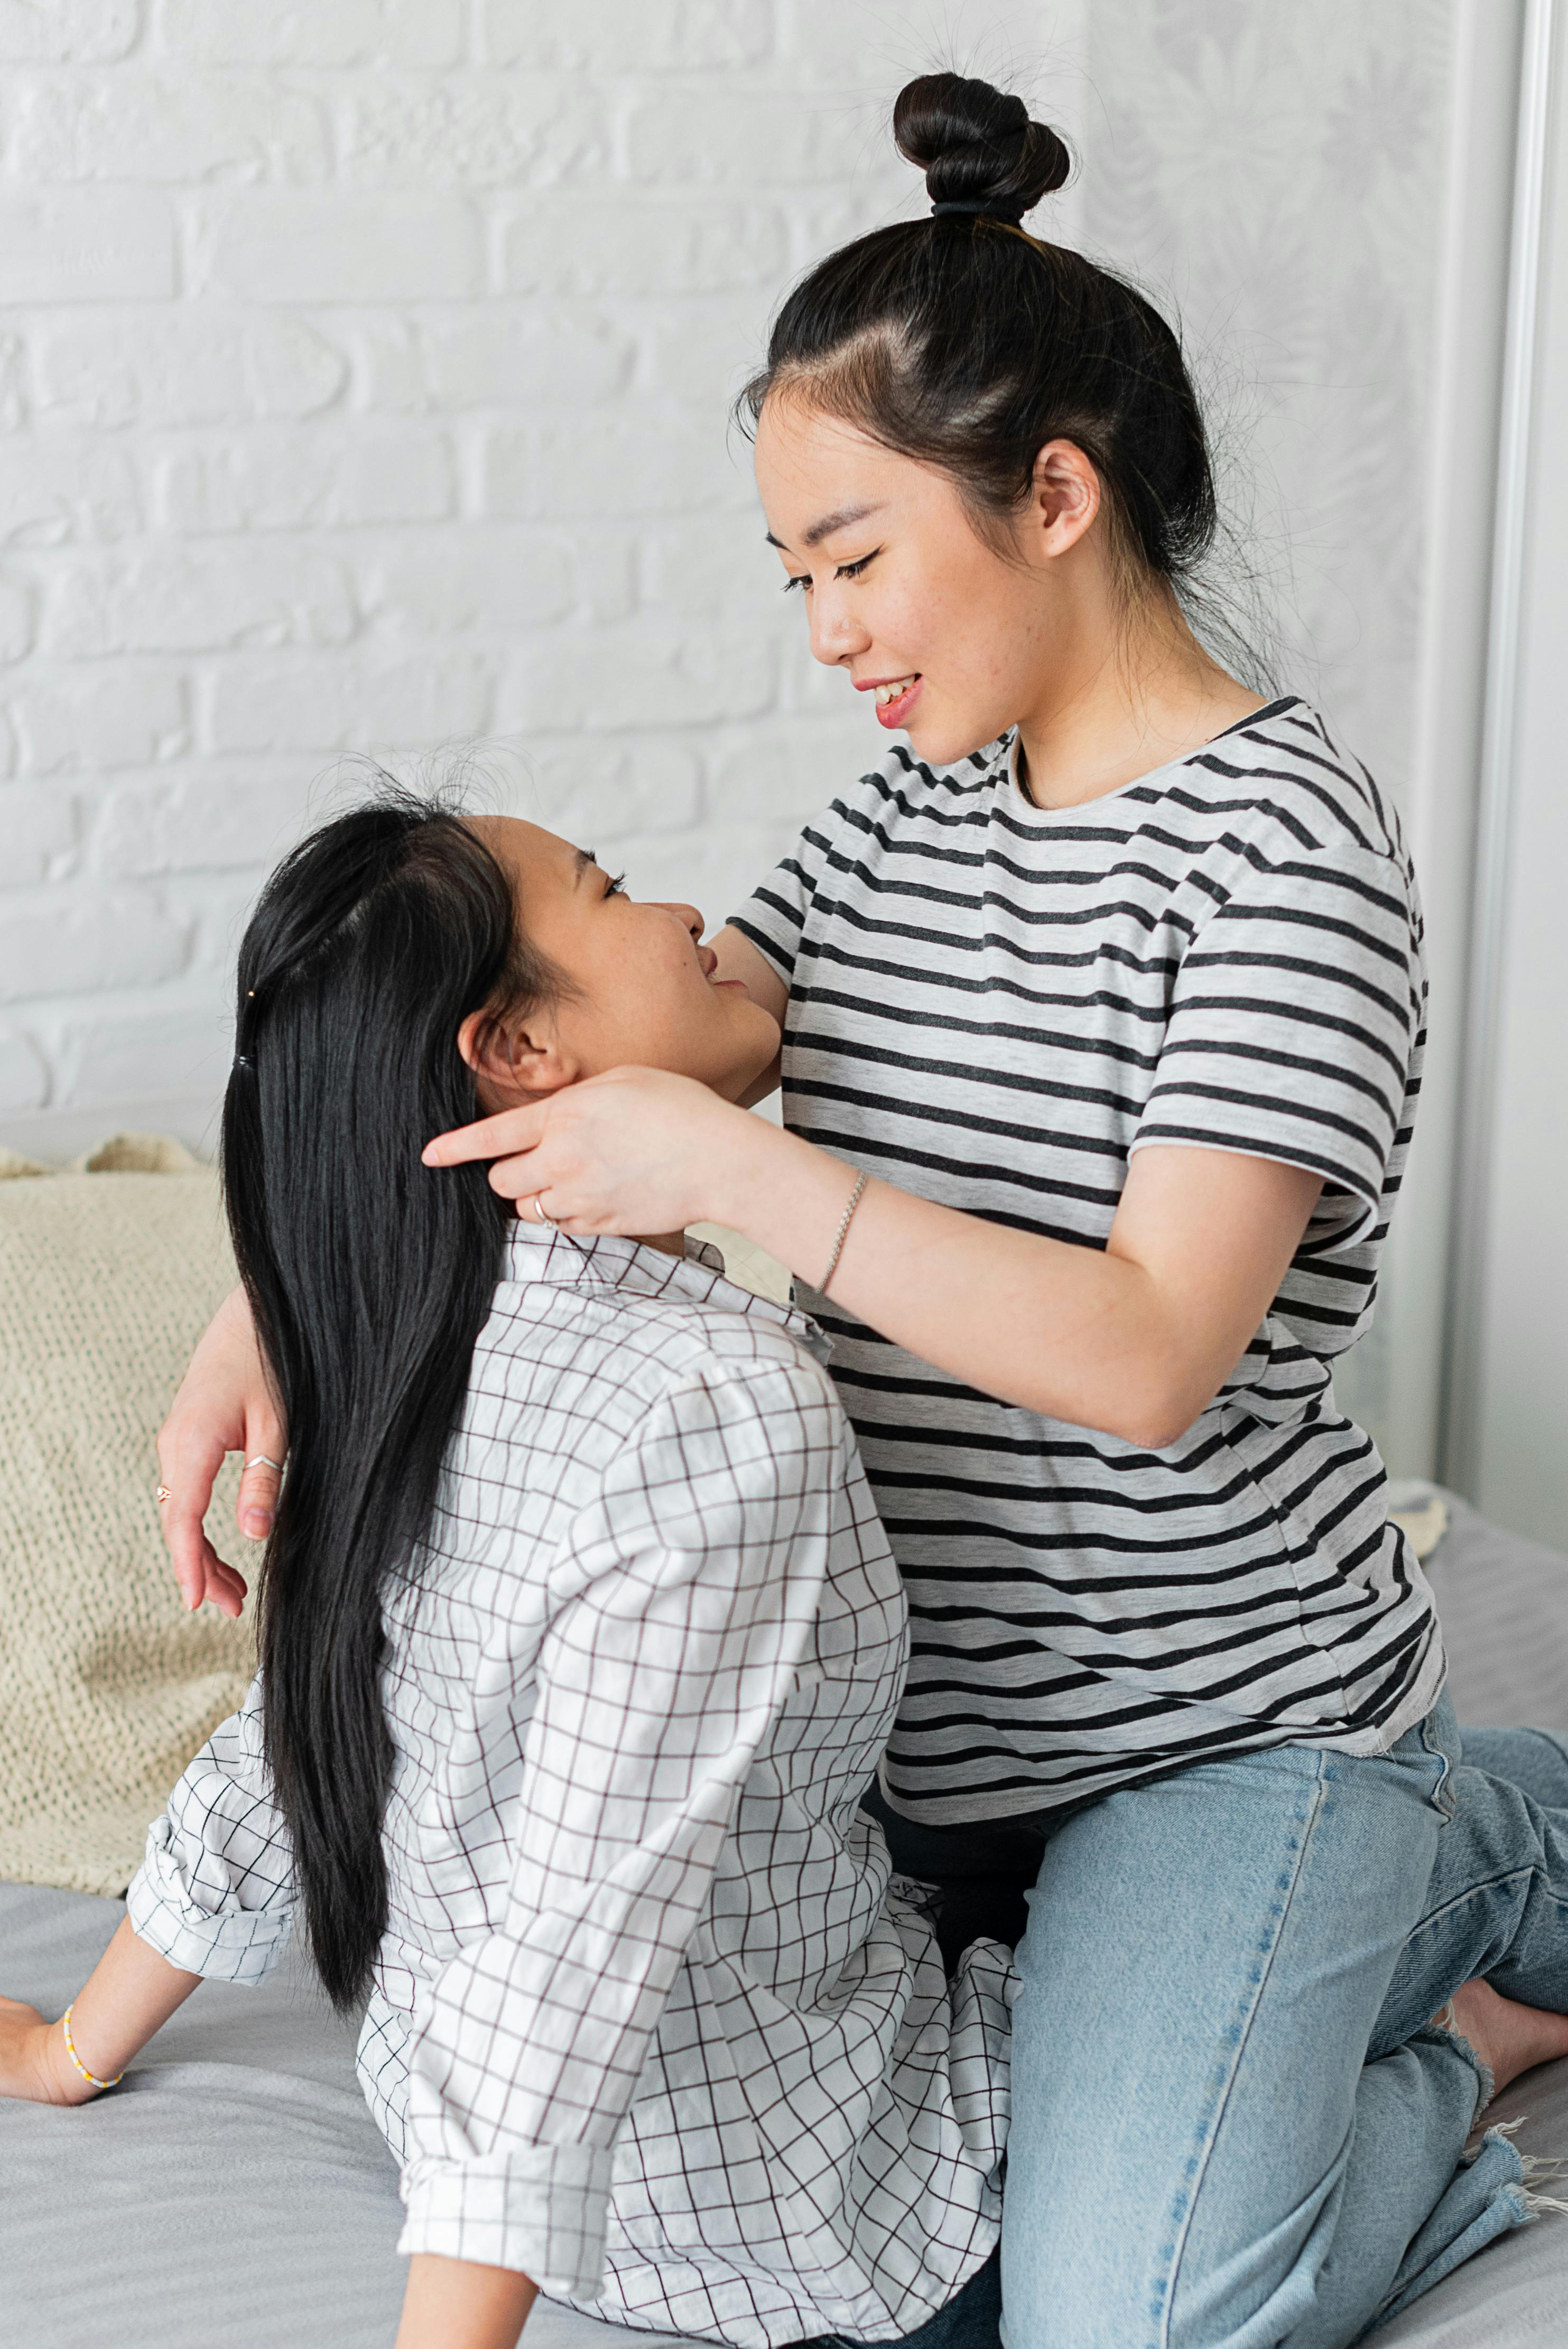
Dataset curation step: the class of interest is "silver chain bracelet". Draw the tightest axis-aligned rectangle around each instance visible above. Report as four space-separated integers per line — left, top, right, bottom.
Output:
819 1169 868 1296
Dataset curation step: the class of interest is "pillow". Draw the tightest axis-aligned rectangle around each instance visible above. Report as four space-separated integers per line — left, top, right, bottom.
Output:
0 1137 256 1896
688 1220 792 1305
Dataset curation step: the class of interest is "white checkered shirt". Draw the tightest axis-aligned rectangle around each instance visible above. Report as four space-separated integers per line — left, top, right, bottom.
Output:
129 1225 1012 2347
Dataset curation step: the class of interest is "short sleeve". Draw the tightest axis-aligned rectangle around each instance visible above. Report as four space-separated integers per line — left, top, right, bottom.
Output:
729 797 846 985
1130 839 1424 1255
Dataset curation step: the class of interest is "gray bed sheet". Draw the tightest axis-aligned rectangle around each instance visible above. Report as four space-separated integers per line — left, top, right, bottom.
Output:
2 1491 1565 2349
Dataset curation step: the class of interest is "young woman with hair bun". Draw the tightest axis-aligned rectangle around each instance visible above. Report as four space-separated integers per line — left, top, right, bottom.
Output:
152 73 1568 2349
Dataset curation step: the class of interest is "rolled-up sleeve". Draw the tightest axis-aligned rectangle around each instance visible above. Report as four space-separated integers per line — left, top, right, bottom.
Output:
126 1674 296 1984
396 1358 842 2294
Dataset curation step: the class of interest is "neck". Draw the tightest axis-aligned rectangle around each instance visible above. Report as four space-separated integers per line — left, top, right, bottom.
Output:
1013 578 1265 811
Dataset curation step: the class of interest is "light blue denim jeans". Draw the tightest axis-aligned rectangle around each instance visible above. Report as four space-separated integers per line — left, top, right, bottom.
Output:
853 1701 1568 2349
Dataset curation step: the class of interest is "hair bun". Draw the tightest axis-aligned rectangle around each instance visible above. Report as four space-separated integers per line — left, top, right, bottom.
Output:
894 71 1070 221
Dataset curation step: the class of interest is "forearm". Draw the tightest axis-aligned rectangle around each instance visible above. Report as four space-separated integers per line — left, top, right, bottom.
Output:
717 1121 1184 1441
396 2256 536 2349
47 1918 201 2103
423 1057 1318 1442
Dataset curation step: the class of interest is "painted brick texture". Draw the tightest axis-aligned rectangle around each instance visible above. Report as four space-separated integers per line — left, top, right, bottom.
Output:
0 3 1072 1145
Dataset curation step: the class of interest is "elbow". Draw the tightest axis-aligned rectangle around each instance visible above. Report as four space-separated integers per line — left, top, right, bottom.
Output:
1097 1370 1212 1454
1098 1411 1187 1454
1121 1407 1201 1454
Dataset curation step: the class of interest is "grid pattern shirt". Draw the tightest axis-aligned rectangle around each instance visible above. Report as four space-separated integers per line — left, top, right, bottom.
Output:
731 697 1444 1826
128 1226 1011 2347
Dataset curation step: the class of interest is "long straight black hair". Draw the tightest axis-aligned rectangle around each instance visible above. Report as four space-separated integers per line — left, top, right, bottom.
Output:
221 787 559 2010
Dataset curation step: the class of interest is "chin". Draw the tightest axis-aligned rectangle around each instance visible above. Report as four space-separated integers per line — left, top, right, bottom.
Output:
905 708 1008 768
717 1006 783 1103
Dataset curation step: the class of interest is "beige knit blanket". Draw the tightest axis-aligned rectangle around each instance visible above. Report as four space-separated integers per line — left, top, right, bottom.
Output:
0 1137 256 1895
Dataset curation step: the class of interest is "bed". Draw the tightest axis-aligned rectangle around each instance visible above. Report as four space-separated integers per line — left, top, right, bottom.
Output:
4 1493 1566 2349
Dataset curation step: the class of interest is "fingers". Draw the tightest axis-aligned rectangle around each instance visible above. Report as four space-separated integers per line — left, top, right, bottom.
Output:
157 1427 229 1611
489 1154 561 1206
157 1423 277 1613
169 1523 247 1619
203 1558 250 1620
189 1537 248 1619
236 1437 284 1544
163 1510 249 1619
154 1283 279 1614
422 1102 548 1169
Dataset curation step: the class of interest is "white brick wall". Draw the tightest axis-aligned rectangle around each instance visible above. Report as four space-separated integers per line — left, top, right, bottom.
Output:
0 0 1078 1153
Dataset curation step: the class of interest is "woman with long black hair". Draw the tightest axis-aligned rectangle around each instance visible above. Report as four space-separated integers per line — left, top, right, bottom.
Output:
143 75 1568 2349
0 794 1016 2349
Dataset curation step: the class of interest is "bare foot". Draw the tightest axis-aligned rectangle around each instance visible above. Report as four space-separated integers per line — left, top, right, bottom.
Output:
1439 1979 1568 2098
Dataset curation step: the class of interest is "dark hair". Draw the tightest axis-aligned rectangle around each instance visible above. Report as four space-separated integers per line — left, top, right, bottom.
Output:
741 71 1218 599
221 786 559 2010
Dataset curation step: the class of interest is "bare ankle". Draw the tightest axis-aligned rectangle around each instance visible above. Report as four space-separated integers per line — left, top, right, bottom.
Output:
1441 1978 1568 2100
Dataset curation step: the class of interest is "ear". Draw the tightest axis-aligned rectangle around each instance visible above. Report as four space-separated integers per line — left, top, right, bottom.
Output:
456 1006 579 1111
1026 439 1101 559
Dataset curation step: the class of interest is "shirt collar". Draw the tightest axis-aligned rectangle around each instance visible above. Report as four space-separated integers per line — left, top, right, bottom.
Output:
502 1220 832 1365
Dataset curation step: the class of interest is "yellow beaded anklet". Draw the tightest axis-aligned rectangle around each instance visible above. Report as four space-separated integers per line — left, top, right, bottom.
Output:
61 2004 123 2091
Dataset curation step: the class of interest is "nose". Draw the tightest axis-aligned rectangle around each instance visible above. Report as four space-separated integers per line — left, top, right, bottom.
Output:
653 899 706 941
806 582 871 670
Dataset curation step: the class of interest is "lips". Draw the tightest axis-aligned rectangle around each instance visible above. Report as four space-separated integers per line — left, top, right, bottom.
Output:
867 675 921 730
698 948 745 991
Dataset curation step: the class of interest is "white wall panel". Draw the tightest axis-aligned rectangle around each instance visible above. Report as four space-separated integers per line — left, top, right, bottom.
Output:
1470 11 1568 1548
1074 1 1525 1482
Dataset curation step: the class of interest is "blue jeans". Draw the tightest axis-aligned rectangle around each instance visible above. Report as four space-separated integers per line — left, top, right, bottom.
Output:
842 1703 1568 2349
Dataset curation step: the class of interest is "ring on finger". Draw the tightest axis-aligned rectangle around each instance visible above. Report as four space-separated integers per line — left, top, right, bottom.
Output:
155 1484 173 1505
531 1193 556 1228
246 1455 285 1473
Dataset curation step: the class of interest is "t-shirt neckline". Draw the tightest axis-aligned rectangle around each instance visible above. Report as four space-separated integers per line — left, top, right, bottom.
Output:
1003 694 1303 822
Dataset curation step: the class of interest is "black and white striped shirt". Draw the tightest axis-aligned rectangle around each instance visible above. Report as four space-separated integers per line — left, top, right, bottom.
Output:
732 698 1444 1825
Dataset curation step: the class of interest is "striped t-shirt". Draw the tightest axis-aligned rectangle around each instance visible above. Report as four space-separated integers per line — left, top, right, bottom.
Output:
732 697 1444 1825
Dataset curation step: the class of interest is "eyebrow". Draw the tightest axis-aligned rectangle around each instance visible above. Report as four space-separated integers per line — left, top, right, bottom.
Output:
572 846 595 884
765 499 885 553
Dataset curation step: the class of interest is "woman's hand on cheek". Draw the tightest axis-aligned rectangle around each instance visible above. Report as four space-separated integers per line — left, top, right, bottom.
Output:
423 1067 762 1237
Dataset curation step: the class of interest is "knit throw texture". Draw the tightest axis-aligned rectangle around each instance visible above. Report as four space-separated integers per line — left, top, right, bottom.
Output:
0 1137 256 1896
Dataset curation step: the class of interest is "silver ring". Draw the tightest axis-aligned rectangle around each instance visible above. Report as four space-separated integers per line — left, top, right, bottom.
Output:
531 1194 555 1227
246 1455 285 1473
